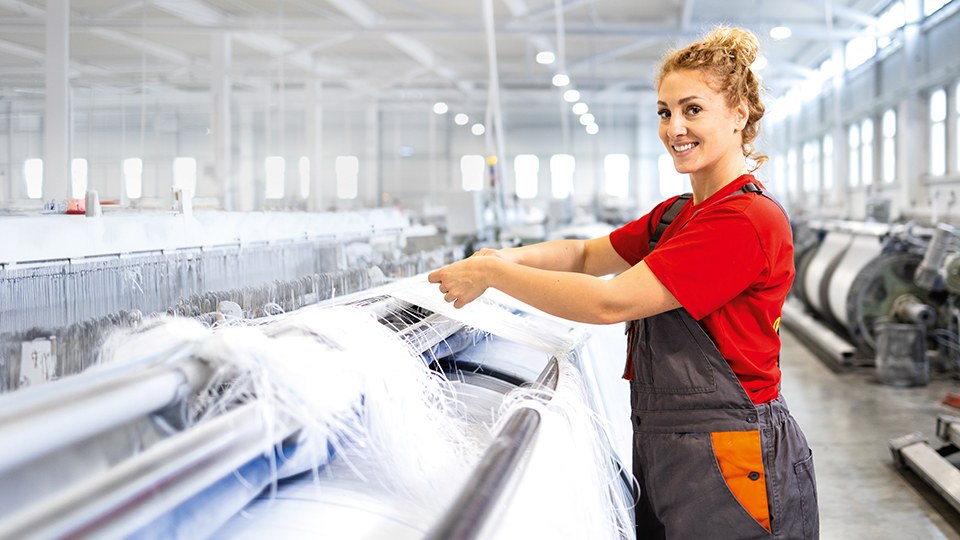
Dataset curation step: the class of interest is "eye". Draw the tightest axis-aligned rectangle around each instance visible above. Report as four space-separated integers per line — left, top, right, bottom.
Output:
657 109 670 120
685 105 702 116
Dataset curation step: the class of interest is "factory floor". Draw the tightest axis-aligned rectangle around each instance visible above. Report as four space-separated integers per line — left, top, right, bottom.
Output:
780 329 960 540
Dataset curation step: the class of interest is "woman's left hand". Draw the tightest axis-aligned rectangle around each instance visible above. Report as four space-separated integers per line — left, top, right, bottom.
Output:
428 257 495 308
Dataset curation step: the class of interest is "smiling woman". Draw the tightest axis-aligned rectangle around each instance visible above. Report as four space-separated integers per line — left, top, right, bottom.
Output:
429 25 819 540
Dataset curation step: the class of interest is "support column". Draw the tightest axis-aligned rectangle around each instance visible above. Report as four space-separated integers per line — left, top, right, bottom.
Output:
210 34 232 210
237 108 255 212
43 0 71 201
900 0 927 215
4 101 12 203
829 45 847 214
365 104 380 207
305 80 323 211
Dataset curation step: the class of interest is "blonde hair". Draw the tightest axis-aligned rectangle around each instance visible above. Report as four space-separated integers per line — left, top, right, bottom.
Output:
657 26 767 169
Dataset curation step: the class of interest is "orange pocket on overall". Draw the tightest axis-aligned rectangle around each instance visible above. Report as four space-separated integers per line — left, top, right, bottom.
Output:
711 430 771 532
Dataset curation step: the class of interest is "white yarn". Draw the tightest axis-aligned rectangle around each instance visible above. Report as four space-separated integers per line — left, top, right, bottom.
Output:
93 277 631 538
257 304 480 510
390 278 587 358
96 303 481 522
482 354 635 540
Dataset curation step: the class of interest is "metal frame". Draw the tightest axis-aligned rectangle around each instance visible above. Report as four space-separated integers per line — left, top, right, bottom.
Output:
890 415 960 515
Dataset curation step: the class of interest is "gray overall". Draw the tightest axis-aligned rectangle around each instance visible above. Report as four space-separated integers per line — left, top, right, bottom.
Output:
629 189 819 539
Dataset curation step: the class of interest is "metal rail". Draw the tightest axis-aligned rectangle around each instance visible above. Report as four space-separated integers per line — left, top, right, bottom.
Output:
0 403 294 539
425 357 560 540
0 307 469 538
781 299 857 369
0 343 204 474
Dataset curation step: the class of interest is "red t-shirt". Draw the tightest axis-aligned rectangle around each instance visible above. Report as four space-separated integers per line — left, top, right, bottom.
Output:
609 174 794 405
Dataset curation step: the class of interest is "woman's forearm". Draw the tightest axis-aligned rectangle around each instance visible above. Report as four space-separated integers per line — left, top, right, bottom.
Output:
495 236 629 277
498 239 588 272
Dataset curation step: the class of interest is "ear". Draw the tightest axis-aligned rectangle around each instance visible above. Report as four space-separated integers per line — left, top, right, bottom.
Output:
733 98 749 132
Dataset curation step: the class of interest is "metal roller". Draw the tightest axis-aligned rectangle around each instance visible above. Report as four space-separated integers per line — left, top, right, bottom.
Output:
846 252 927 352
801 231 854 324
826 234 885 328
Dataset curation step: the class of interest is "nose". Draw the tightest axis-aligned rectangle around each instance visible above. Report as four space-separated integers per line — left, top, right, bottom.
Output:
667 115 687 138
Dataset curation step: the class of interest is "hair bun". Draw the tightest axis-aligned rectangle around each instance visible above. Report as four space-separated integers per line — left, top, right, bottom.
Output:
704 26 760 68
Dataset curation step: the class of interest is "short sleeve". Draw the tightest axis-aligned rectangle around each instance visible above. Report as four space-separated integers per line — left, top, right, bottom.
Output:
643 207 766 320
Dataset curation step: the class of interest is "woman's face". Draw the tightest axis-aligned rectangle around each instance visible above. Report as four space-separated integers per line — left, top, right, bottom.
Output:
657 69 747 184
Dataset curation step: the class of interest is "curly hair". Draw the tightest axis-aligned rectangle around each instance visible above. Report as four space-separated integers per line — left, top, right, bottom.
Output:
657 26 767 169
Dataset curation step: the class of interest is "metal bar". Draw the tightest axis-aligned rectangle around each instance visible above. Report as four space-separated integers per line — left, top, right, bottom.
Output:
890 433 960 515
426 357 559 540
0 344 205 474
781 300 856 368
0 403 292 539
943 418 960 448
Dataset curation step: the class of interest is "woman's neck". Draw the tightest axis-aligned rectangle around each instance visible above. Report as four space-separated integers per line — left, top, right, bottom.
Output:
689 159 749 205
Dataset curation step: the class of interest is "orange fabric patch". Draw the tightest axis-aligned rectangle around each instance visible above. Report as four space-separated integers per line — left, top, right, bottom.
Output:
711 430 771 532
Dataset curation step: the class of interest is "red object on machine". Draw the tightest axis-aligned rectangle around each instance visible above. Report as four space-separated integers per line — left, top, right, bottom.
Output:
65 198 86 214
942 393 960 410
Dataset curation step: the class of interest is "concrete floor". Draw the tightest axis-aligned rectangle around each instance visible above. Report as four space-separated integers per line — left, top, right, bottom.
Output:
780 329 960 540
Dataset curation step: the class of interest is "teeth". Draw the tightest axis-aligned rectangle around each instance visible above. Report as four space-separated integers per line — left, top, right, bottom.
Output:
674 142 696 152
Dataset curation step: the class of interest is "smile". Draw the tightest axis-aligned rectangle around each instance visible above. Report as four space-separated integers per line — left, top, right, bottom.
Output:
673 142 698 153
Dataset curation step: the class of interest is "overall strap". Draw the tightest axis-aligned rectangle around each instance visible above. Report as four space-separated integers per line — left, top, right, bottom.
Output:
738 182 790 226
648 193 692 252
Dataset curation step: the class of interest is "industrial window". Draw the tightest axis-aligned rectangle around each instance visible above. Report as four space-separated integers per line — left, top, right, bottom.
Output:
514 154 539 200
71 158 88 199
604 154 630 198
265 156 285 199
299 157 310 199
845 34 876 71
803 140 820 193
460 155 484 191
848 124 860 187
550 154 575 199
877 1 905 49
925 0 951 16
773 153 785 195
817 57 839 85
823 134 834 191
335 155 359 200
930 88 947 176
657 154 685 197
861 118 874 186
23 158 42 199
882 109 897 183
787 148 798 194
956 84 960 172
123 158 143 199
173 157 197 194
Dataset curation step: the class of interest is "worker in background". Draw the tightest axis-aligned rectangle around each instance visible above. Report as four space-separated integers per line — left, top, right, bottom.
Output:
429 26 818 539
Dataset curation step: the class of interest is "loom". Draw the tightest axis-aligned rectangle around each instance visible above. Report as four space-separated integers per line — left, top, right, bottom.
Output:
0 210 635 539
782 218 960 376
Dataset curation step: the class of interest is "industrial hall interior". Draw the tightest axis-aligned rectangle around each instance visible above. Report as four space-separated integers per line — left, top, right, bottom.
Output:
4 0 960 538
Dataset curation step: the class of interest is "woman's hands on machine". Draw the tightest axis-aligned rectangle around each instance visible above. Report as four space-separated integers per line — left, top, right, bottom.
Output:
428 248 506 308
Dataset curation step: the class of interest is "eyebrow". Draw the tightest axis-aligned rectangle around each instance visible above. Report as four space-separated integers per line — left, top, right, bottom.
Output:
656 96 703 106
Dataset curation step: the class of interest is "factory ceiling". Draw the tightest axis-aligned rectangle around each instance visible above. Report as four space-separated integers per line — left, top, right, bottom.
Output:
0 0 889 114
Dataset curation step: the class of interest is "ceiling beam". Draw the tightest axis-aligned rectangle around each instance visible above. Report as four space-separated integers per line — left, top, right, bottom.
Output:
568 37 660 72
325 0 460 85
0 16 877 40
801 0 879 27
0 0 43 17
88 28 195 65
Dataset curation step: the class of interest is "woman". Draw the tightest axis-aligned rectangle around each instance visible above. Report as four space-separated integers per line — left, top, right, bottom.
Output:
429 26 818 539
